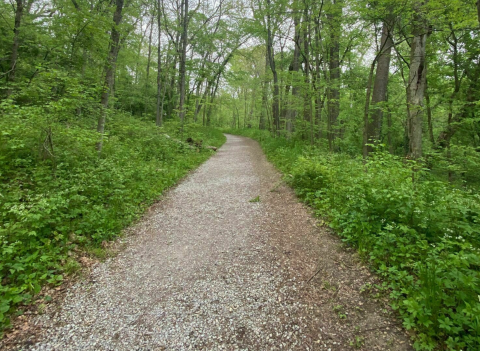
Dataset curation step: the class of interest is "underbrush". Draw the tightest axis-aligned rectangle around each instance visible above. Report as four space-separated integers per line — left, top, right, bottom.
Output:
0 104 225 334
227 129 480 351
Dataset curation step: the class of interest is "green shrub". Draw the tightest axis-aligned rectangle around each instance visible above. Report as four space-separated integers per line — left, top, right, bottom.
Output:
230 128 480 351
0 104 225 333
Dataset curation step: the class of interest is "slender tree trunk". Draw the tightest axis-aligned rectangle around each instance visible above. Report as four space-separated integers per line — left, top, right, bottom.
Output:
327 0 342 151
155 0 163 127
406 0 428 159
260 52 268 130
425 78 434 144
285 6 302 134
266 0 280 133
194 82 201 122
303 6 312 125
145 15 154 116
364 20 393 155
97 0 125 152
362 61 376 158
206 73 221 126
244 88 247 128
178 0 188 124
6 0 24 96
386 99 394 154
313 10 324 140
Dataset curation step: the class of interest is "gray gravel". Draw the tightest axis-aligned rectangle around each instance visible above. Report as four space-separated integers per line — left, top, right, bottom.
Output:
26 134 413 351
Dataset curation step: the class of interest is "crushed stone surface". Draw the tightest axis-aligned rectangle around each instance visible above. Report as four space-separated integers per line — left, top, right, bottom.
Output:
24 135 413 350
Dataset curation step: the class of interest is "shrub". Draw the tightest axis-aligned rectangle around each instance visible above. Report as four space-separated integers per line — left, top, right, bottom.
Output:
0 104 225 333
229 128 480 351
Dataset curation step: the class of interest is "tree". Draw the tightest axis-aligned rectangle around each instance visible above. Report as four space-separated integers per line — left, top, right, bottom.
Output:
406 0 428 159
97 0 126 152
364 17 394 156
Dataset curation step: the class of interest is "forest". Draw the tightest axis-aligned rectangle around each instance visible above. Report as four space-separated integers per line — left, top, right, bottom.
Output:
1 0 480 349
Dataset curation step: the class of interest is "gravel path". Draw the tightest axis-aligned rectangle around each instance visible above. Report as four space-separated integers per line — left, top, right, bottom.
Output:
24 135 412 351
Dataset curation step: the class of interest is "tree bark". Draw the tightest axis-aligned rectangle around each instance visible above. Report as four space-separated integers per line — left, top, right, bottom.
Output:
364 20 393 155
327 0 341 151
155 0 163 127
97 0 125 152
285 7 302 134
303 5 312 126
178 0 188 124
6 0 24 96
266 0 280 133
260 51 268 130
145 15 154 116
406 0 428 159
362 61 376 158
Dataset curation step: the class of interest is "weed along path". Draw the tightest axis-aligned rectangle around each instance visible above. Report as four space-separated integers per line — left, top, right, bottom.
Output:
27 135 412 351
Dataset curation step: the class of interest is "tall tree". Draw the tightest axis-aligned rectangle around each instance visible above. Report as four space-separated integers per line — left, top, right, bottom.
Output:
156 0 163 127
406 0 428 159
327 0 342 151
178 0 189 124
364 18 394 156
265 0 280 132
97 0 125 152
6 0 24 96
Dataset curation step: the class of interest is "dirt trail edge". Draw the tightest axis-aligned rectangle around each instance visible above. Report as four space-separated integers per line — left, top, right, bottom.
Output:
25 135 412 351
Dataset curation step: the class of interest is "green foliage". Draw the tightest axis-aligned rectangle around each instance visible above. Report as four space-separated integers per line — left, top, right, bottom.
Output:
0 104 225 334
230 128 480 351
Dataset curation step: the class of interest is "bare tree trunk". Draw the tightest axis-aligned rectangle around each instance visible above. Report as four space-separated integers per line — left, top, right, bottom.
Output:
155 0 163 127
303 5 312 125
386 99 394 154
425 78 434 144
194 82 201 122
266 0 280 133
362 61 376 158
97 0 125 152
313 6 325 140
327 0 341 151
407 0 428 159
285 6 302 134
178 0 188 124
145 15 154 116
364 20 393 155
6 0 24 96
206 73 221 126
260 52 268 130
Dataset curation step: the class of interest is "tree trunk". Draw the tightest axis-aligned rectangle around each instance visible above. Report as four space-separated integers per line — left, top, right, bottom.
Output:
364 20 393 155
406 1 428 159
6 0 24 96
327 0 341 151
97 0 125 152
362 61 376 158
260 52 268 130
303 5 312 125
155 0 163 127
266 0 280 133
178 0 188 124
145 15 154 116
285 6 302 134
425 78 434 144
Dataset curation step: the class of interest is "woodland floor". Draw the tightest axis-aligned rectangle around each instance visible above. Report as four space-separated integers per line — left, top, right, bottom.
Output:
5 135 413 350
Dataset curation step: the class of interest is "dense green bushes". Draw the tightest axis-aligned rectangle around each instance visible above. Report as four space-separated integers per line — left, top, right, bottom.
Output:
228 129 480 351
0 105 225 333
